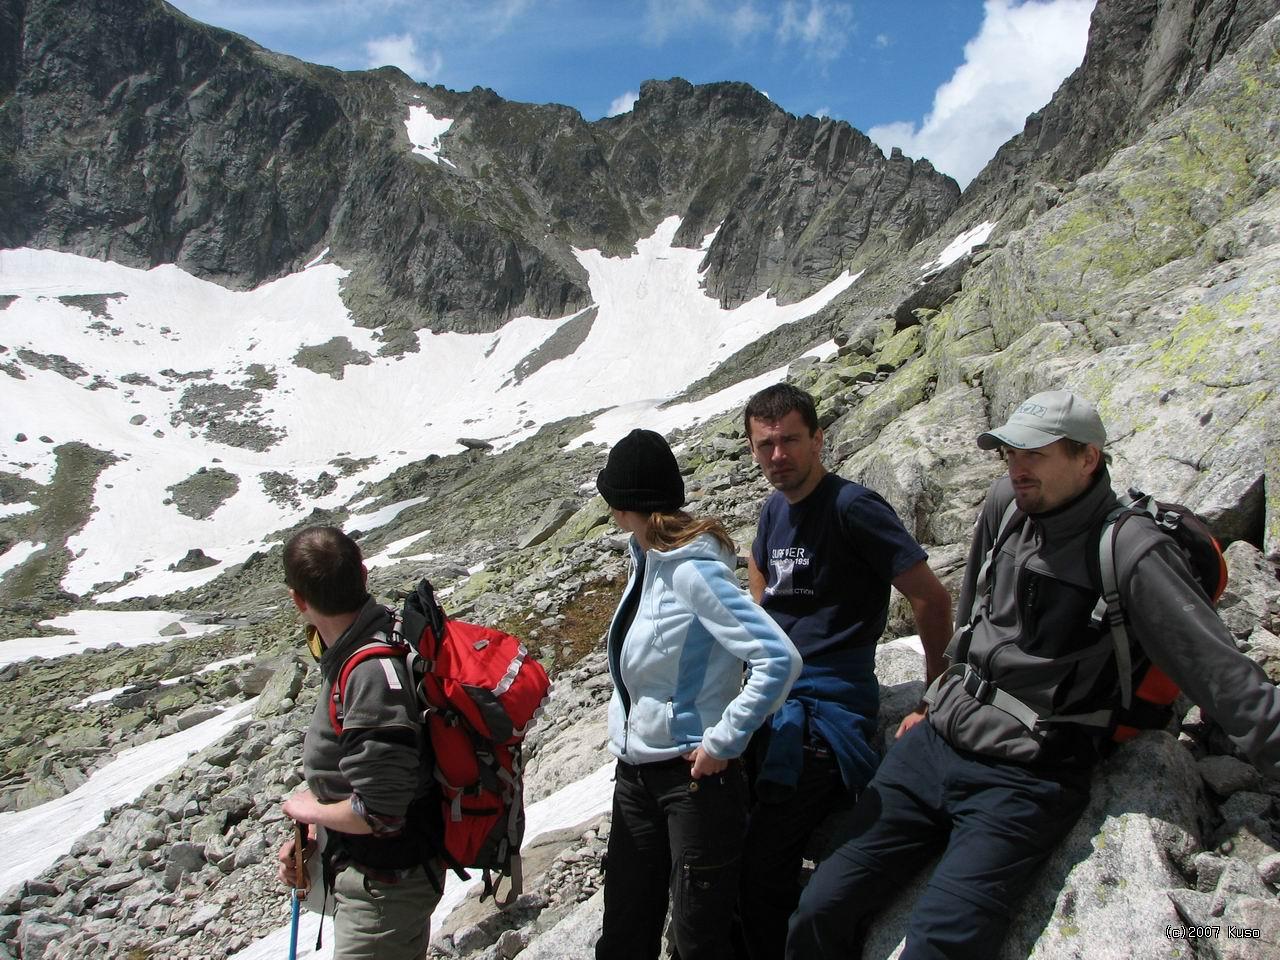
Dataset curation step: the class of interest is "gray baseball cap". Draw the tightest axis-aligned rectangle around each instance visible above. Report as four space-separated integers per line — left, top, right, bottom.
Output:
977 390 1106 450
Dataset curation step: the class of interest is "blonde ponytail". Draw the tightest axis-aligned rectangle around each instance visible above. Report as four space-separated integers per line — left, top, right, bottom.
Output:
644 510 735 554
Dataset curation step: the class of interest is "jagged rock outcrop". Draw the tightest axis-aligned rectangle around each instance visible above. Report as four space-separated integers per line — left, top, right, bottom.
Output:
961 0 1280 230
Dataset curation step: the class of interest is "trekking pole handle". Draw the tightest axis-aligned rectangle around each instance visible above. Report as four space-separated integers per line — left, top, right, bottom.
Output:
293 820 309 895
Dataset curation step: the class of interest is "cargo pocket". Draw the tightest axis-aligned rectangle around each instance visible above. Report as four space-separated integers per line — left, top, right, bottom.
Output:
668 769 745 957
671 849 741 957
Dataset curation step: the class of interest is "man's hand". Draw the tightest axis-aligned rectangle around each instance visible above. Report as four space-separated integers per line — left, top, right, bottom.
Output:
276 833 315 888
683 746 729 779
895 707 927 739
282 787 323 825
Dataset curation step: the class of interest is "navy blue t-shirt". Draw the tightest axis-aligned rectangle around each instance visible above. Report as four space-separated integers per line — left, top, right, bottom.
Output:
752 473 926 659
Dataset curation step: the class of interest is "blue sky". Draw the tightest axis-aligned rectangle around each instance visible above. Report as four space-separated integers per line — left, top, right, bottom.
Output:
167 0 1096 186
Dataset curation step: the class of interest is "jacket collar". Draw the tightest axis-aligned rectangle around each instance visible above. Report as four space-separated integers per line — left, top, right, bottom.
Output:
320 595 392 680
1028 468 1119 545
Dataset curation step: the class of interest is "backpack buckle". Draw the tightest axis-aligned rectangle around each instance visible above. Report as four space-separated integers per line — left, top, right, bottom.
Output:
962 667 993 704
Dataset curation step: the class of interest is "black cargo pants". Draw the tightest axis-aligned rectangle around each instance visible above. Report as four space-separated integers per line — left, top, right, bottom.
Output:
596 756 747 960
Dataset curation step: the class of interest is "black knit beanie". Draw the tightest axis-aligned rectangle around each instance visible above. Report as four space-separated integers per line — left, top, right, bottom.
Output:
596 429 685 513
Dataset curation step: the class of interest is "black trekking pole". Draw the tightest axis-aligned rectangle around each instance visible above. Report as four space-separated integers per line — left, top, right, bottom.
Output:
288 821 309 960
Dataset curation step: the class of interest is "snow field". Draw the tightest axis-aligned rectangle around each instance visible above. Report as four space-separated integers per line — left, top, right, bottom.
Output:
0 610 225 668
921 220 996 274
1 218 857 600
404 106 456 167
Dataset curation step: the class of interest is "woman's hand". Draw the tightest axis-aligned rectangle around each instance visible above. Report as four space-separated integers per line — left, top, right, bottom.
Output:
683 746 729 779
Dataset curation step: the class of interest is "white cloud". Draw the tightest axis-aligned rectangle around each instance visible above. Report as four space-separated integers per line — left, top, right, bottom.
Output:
644 0 715 43
643 0 771 46
867 0 1094 187
364 33 442 79
608 90 640 116
488 0 532 33
728 2 770 42
813 105 831 118
875 33 890 48
777 0 854 62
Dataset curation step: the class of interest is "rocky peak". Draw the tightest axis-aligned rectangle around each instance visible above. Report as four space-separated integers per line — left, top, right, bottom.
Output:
1 0 960 337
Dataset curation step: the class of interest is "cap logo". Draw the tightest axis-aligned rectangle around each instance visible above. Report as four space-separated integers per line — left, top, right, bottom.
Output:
1018 401 1047 418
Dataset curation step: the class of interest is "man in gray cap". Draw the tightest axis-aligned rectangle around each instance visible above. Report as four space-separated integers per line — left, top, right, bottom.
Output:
785 389 1280 960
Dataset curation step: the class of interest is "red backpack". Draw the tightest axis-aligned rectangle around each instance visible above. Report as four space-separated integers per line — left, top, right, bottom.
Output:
330 578 551 905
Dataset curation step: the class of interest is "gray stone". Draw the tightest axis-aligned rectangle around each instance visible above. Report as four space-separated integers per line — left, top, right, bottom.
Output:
520 499 579 550
174 902 222 937
1193 852 1229 892
1257 853 1280 887
516 889 604 959
20 921 68 959
174 705 225 731
1213 858 1271 903
1199 756 1264 798
232 835 268 870
167 841 206 873
98 870 142 894
168 549 220 573
253 656 307 718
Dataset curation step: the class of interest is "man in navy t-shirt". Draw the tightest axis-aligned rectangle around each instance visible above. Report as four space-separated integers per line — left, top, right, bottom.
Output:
736 383 952 960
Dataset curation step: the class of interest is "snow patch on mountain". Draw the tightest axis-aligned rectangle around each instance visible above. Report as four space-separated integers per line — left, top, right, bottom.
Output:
0 540 43 577
921 220 996 274
0 697 257 892
404 106 456 167
1 218 856 600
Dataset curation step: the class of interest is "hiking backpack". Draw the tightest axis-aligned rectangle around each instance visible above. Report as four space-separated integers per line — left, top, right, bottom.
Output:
1091 489 1228 740
330 578 552 905
943 487 1228 743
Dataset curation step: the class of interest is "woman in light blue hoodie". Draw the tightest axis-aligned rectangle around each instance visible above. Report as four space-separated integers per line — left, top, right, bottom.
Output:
593 429 801 960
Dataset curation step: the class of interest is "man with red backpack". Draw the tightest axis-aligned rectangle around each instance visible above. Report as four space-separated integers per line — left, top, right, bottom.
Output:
786 390 1280 960
275 526 443 960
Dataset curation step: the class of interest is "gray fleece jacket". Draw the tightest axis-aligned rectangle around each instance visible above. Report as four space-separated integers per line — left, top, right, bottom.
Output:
303 597 433 860
929 473 1280 777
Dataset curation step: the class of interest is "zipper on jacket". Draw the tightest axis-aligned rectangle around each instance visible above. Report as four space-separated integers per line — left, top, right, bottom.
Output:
1022 574 1040 644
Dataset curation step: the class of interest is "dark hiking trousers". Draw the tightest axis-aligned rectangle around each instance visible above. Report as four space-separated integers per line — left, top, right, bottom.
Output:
736 746 847 960
596 757 747 960
786 722 1090 960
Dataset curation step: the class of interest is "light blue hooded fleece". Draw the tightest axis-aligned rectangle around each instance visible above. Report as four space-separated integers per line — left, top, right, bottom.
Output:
606 532 801 764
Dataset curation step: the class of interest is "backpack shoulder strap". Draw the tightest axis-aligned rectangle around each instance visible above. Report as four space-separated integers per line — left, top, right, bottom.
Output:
328 634 405 735
924 498 1025 708
1090 490 1157 711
